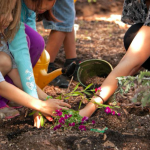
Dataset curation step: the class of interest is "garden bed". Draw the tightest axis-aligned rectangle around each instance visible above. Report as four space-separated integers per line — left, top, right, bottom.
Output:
1 1 150 149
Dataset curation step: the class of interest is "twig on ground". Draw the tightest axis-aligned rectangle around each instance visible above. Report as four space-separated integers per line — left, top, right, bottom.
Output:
67 76 74 92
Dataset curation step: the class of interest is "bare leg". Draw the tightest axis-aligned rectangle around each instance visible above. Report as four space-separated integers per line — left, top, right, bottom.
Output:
0 52 20 119
7 69 23 90
63 28 77 59
46 28 77 87
46 28 76 62
0 52 12 76
46 30 66 62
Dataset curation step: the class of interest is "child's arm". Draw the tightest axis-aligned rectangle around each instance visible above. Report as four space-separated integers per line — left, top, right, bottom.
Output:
8 22 38 99
0 80 71 115
25 11 36 31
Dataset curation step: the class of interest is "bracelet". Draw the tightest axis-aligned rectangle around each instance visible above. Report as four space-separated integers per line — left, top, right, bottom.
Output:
95 94 105 103
45 95 51 100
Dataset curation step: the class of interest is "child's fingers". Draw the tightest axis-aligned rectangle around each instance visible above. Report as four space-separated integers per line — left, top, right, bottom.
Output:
45 116 53 121
42 113 53 122
59 101 71 108
34 115 41 128
59 106 69 110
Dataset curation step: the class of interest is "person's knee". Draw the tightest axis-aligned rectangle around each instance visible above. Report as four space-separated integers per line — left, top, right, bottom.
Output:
0 52 12 74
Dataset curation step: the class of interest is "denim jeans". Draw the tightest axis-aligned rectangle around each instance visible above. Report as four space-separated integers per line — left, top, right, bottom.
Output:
43 0 75 32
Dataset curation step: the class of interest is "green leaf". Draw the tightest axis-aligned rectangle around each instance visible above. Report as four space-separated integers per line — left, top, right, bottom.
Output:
71 94 80 96
64 97 70 99
72 83 80 93
40 116 45 127
90 89 95 92
78 101 82 110
125 84 130 93
29 111 36 116
84 83 93 90
73 91 84 96
56 95 62 100
83 91 91 95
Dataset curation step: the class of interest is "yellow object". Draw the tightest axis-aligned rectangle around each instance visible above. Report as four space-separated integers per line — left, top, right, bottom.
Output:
74 0 77 3
33 50 62 89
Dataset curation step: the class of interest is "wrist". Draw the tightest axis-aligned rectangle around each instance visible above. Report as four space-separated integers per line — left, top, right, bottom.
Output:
95 94 104 103
91 96 104 108
39 100 47 113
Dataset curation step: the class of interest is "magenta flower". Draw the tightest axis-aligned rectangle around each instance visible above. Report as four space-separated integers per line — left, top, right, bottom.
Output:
53 124 62 130
92 120 96 124
68 114 72 118
79 125 86 131
59 117 65 124
64 114 72 119
95 87 101 93
55 109 62 116
69 122 75 127
105 107 111 114
112 111 115 115
117 113 121 116
64 114 69 119
82 116 89 122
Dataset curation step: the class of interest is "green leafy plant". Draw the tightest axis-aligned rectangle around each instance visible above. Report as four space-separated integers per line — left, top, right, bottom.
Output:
58 83 94 109
29 83 119 128
52 109 95 131
87 0 97 3
117 70 150 107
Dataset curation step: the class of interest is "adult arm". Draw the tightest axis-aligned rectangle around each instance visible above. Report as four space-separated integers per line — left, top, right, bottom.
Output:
79 25 150 117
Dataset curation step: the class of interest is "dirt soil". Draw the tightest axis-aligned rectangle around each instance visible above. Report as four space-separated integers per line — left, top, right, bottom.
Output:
1 0 150 150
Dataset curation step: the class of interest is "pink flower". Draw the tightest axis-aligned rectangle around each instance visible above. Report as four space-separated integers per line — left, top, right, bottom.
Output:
69 122 75 127
81 116 89 122
92 120 96 124
53 124 62 130
95 87 101 93
59 117 65 124
111 111 115 115
105 107 111 114
64 114 69 119
117 113 121 116
55 109 62 116
68 114 72 118
79 125 86 131
64 114 72 119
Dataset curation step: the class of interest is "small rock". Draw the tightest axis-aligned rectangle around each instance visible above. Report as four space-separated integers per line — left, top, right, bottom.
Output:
103 140 116 148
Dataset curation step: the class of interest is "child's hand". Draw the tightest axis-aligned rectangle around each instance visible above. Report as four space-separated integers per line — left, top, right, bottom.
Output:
41 99 71 116
33 111 54 128
33 111 42 128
